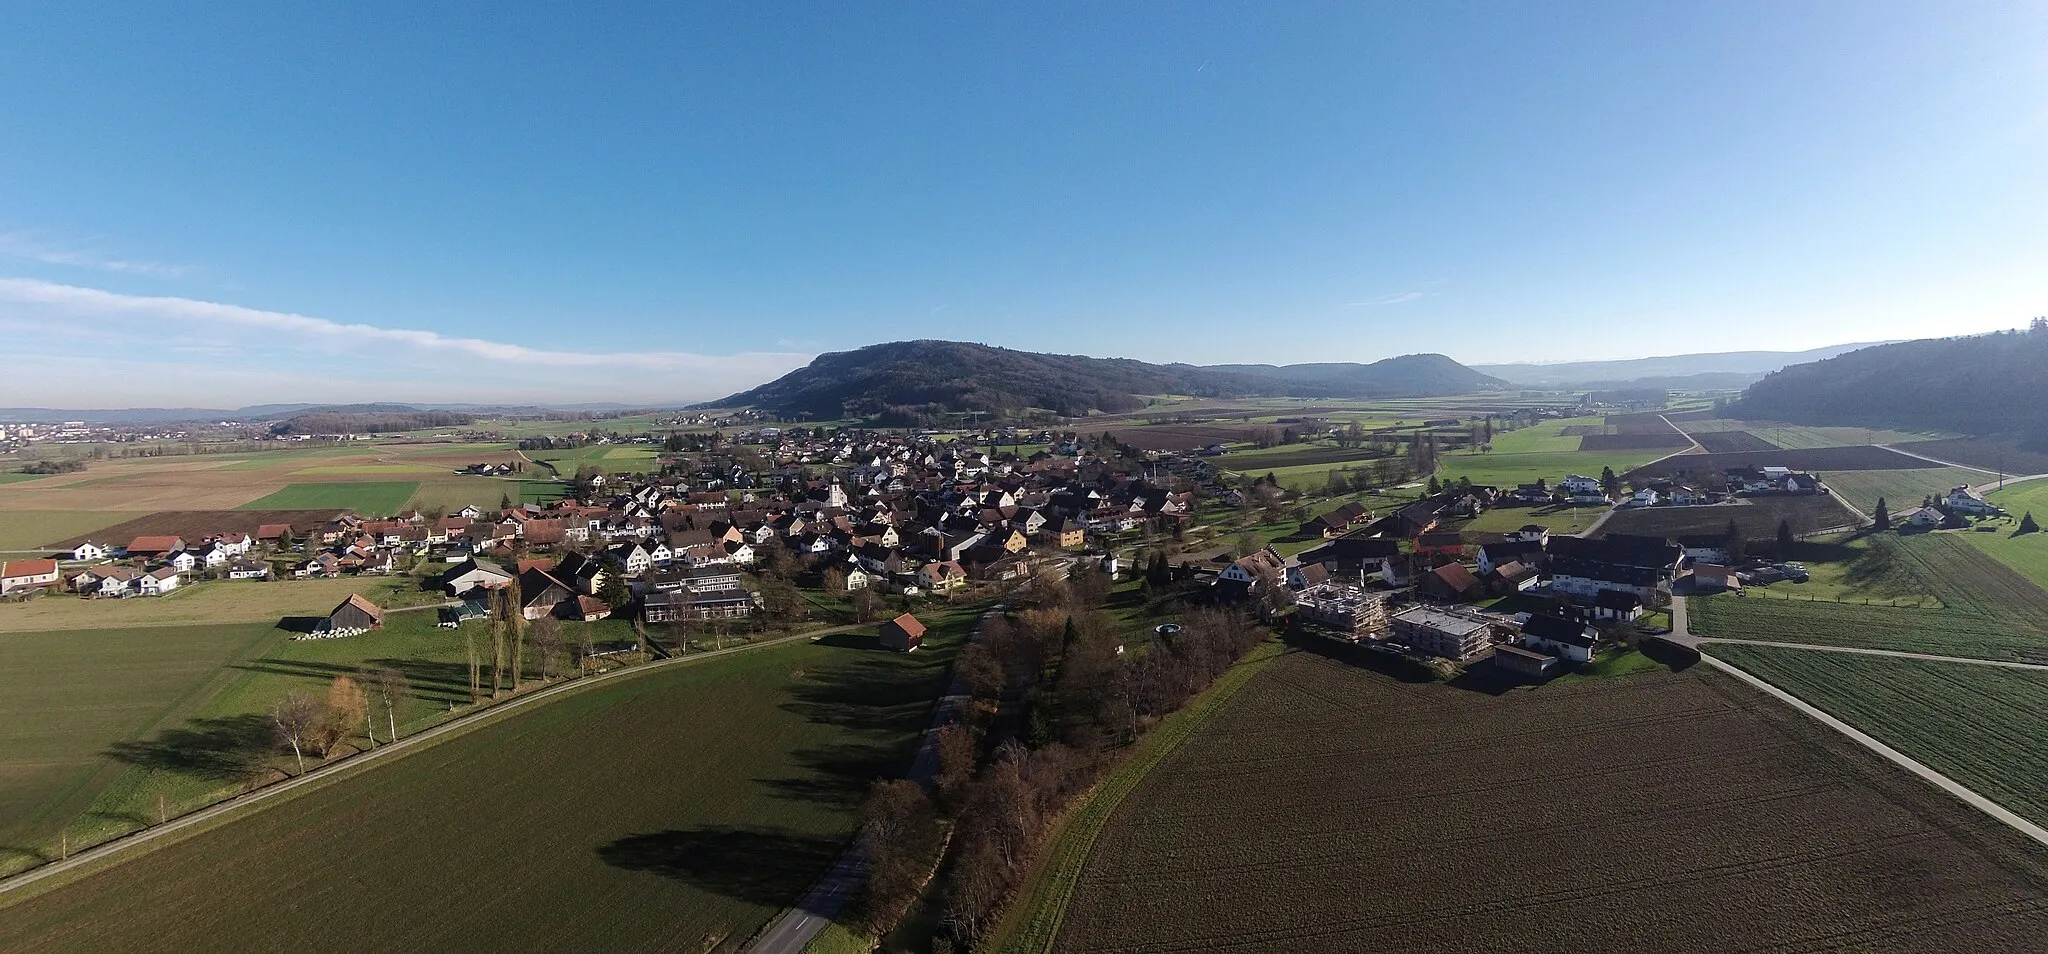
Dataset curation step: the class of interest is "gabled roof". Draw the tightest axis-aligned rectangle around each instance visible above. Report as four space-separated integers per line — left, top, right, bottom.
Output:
1522 613 1596 647
886 613 927 638
333 593 385 622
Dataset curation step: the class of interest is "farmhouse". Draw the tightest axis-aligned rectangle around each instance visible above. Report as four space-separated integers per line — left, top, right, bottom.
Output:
1944 486 2001 515
879 613 926 652
1389 606 1503 660
439 557 516 596
1304 502 1369 538
125 535 185 559
0 558 61 594
1519 613 1598 664
1417 562 1482 602
71 541 108 562
320 594 385 637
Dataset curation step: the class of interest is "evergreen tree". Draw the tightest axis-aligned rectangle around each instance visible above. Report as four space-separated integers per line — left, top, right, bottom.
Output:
1776 519 1795 557
1724 518 1744 562
2022 512 2041 535
1426 476 1441 495
1873 497 1890 531
1600 466 1620 498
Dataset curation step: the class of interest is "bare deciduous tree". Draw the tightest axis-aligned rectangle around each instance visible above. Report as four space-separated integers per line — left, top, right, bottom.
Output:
322 675 368 755
367 666 412 741
530 615 564 681
271 691 328 774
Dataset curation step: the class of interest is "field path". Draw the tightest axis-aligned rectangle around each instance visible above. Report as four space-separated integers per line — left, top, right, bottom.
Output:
0 623 866 899
1698 651 2048 851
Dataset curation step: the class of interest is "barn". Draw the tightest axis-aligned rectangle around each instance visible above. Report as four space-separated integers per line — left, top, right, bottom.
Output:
320 594 385 637
879 613 926 653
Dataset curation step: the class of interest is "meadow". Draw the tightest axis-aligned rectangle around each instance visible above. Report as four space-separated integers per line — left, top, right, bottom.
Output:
1960 480 2048 591
0 511 149 551
0 615 974 953
1708 644 2048 828
1598 494 1856 540
1039 652 2048 953
236 481 422 513
0 576 435 633
1688 534 2048 662
1820 467 1981 515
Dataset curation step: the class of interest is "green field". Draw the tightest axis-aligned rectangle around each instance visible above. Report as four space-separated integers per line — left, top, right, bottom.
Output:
1689 534 2048 661
1820 467 1980 515
237 481 421 514
0 473 53 485
1440 503 1600 538
1961 481 2048 592
401 478 561 513
1742 423 1950 449
1480 417 1603 454
1438 448 1666 489
0 617 972 953
0 511 150 551
1709 644 2048 827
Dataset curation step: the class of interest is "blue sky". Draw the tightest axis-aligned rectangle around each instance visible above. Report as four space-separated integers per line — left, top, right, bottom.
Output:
1 2 2044 405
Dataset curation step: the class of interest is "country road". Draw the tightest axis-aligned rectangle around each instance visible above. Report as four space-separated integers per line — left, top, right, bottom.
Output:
1668 595 2048 852
0 623 863 898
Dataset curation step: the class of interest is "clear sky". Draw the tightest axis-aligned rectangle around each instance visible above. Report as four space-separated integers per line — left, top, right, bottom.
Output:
1 2 2044 406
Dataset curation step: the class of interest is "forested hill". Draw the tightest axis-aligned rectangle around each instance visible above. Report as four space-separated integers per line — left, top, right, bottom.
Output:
272 409 476 434
1736 328 2048 439
703 340 1504 420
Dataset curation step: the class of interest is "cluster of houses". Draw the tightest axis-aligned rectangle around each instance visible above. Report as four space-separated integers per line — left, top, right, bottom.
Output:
1891 485 2004 529
1218 478 1714 675
54 532 265 599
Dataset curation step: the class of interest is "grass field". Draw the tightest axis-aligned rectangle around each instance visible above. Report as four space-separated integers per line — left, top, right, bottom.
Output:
1598 495 1856 541
1438 502 1600 538
0 576 436 633
1039 652 2048 953
1821 467 1982 515
1690 534 2048 661
1438 448 1667 489
1708 644 2048 829
0 615 975 953
1744 424 1950 449
1960 481 2048 592
236 481 421 514
0 511 150 551
0 473 52 485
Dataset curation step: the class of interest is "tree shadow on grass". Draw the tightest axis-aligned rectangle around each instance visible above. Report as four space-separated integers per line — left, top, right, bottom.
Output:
597 826 841 905
230 656 472 704
104 713 275 782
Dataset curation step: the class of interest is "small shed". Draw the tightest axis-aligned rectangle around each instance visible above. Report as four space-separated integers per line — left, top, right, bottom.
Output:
1493 644 1558 679
880 613 926 653
322 594 385 637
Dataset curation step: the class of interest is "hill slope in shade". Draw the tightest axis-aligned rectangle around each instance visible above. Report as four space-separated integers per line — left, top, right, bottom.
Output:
1735 330 2048 439
1474 342 1888 387
705 340 1504 419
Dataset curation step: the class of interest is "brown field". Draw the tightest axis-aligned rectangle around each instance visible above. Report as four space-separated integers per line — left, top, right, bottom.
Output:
1692 430 1781 453
0 512 151 552
1596 494 1856 540
1895 438 2048 476
1604 411 1684 435
1576 432 1690 451
50 509 346 548
1628 445 1939 479
1049 651 2048 954
0 576 435 632
1101 425 1256 450
0 443 525 514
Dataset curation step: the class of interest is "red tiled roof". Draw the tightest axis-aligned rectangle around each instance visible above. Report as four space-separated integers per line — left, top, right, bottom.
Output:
888 613 927 638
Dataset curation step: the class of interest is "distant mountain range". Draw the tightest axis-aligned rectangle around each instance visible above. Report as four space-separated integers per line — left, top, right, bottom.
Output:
0 402 647 425
1473 343 1890 388
701 341 1506 419
1736 330 2048 440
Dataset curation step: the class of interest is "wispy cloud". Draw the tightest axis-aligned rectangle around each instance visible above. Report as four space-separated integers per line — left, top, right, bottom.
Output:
0 231 195 279
1346 291 1431 307
0 277 813 404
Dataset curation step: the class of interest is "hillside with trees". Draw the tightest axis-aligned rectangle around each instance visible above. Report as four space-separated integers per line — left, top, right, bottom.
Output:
706 340 1503 421
1735 325 2048 443
271 408 476 434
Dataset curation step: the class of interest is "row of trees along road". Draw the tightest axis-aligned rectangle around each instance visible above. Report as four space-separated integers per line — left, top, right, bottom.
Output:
840 561 1268 950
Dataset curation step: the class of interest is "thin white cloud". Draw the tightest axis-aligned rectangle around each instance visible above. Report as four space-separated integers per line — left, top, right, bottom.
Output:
1346 291 1430 307
0 231 195 279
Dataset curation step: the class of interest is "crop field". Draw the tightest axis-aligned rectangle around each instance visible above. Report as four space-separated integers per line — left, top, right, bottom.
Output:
49 509 346 549
1216 444 1385 472
0 511 150 551
1690 534 2048 661
1440 502 1600 538
1598 494 1856 541
1101 425 1255 451
0 575 432 633
1437 449 1666 489
1822 467 1982 515
1894 438 2048 476
1744 424 1951 449
0 616 975 953
236 481 421 513
1628 445 1939 480
1576 432 1690 450
1691 430 1780 453
0 473 50 485
1708 644 2048 828
1044 652 2048 954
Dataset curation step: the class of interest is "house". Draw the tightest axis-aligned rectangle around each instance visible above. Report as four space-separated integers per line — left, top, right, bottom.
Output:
642 587 754 622
918 561 968 592
518 568 575 620
1627 488 1660 507
1388 606 1502 660
138 566 181 596
1483 561 1540 594
879 613 926 652
227 559 273 581
320 594 385 636
71 541 108 562
1520 613 1598 664
85 566 140 597
573 596 613 622
1550 558 1664 602
0 559 61 594
1304 502 1368 538
1944 486 2001 516
1587 588 1645 621
125 535 185 559
1689 564 1742 594
1560 474 1603 496
1297 535 1401 572
1286 562 1331 591
1894 506 1943 529
1414 530 1464 556
256 524 293 547
168 550 199 574
440 557 516 596
1676 534 1733 565
1417 562 1482 602
842 567 871 591
1217 547 1285 599
1475 539 1543 576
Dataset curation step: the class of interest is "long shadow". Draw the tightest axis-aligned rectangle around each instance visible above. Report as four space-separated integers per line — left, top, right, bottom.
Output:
104 713 274 781
761 632 965 810
597 826 841 904
276 615 324 634
229 657 473 704
1281 630 1437 683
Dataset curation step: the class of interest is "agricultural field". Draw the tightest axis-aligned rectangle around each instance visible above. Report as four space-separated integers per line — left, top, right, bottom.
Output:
1691 430 1780 453
1438 502 1601 538
1042 651 2048 954
1954 480 2048 591
1597 494 1856 541
1708 644 2048 828
529 444 662 475
1628 445 1940 480
0 575 437 633
1101 425 1254 451
1745 424 1951 449
1821 467 1983 515
1689 534 2048 662
404 477 563 513
1437 449 1665 490
1894 438 2048 476
49 510 346 549
1214 444 1383 472
0 511 150 551
0 473 52 485
0 615 975 953
236 481 421 513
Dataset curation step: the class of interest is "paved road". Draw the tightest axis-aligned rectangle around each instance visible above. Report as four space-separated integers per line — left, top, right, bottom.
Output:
1698 652 2048 850
1874 444 2048 498
0 625 856 898
748 606 1005 954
